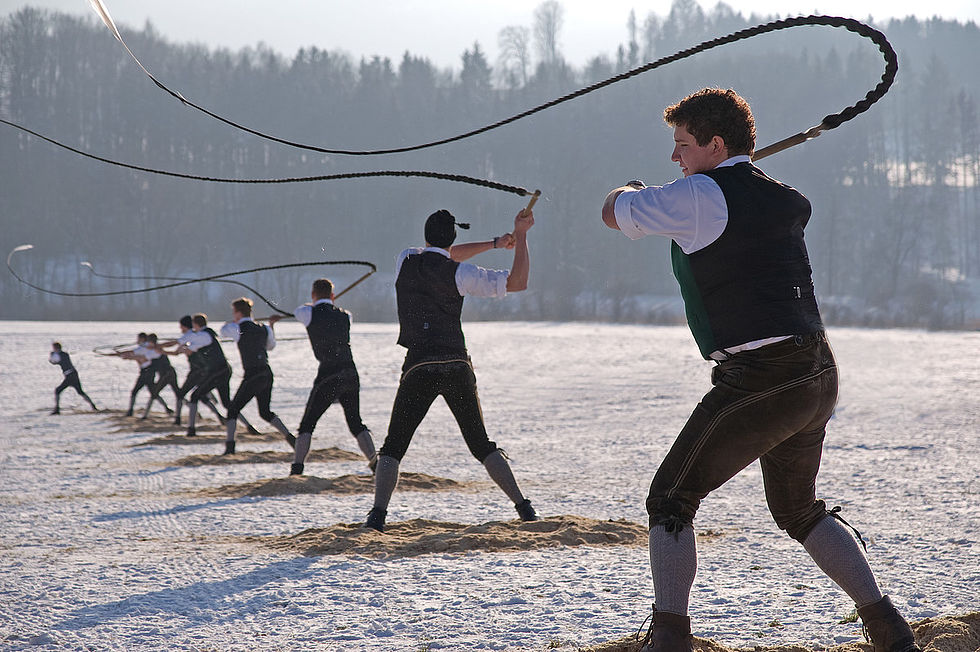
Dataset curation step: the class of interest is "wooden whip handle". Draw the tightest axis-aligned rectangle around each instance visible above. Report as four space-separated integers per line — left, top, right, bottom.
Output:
523 189 541 213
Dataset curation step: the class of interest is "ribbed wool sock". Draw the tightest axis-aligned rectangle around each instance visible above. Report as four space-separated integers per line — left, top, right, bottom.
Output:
270 416 292 439
372 455 400 511
186 402 198 431
294 432 313 465
649 524 697 616
355 430 376 461
802 515 883 607
482 449 526 505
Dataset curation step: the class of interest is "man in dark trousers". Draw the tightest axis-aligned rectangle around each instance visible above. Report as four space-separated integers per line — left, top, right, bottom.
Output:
140 334 180 420
219 297 295 455
163 314 228 436
363 207 538 532
48 342 98 414
290 278 376 476
601 87 920 652
118 333 171 417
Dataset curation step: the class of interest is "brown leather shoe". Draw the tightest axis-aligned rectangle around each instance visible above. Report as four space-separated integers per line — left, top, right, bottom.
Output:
857 595 921 652
637 607 694 652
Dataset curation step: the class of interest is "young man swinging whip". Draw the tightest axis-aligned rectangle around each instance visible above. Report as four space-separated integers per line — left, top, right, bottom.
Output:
601 88 920 652
363 207 539 532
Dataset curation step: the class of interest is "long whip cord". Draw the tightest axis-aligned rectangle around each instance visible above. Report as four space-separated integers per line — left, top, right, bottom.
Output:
0 13 897 188
7 245 376 317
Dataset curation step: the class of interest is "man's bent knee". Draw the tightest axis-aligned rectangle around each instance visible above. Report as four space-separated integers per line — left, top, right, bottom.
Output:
775 499 829 542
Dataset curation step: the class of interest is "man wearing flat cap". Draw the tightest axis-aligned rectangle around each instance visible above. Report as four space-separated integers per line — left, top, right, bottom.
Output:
364 207 538 532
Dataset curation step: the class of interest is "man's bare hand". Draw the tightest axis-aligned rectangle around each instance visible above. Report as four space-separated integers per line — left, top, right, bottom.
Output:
496 233 516 250
514 208 534 235
268 315 283 327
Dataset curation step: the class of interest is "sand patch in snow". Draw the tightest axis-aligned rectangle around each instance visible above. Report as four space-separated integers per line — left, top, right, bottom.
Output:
257 515 648 559
191 471 470 498
171 446 363 466
579 612 980 652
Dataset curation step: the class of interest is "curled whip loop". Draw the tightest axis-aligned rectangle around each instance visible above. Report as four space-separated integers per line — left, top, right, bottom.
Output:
7 246 377 317
81 261 294 315
87 5 897 158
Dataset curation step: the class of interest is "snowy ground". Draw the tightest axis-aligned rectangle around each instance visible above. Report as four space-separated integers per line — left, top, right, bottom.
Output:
0 320 977 651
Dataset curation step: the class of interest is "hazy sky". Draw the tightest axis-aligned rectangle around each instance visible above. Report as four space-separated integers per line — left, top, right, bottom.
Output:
3 0 979 69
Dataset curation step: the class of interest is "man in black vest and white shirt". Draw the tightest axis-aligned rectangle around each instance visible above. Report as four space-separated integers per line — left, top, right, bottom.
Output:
601 88 919 652
49 342 98 414
363 207 538 532
290 278 376 476
219 297 295 456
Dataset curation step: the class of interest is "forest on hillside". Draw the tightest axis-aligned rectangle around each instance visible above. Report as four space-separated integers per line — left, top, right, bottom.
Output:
2 0 978 327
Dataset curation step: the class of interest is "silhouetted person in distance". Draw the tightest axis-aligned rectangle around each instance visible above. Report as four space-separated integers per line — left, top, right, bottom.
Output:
601 87 920 652
363 207 538 533
290 278 376 476
49 342 98 414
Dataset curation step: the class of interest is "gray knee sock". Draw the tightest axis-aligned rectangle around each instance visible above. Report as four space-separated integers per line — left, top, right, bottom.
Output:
482 449 526 505
225 416 237 442
355 429 376 461
270 416 292 438
649 524 697 616
803 516 883 607
294 432 312 465
372 455 400 511
187 402 198 429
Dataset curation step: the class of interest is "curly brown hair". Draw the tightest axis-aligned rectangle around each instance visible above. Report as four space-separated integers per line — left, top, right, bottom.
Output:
663 88 755 156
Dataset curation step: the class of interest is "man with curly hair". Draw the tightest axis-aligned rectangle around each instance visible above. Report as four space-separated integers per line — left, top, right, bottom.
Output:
601 88 920 652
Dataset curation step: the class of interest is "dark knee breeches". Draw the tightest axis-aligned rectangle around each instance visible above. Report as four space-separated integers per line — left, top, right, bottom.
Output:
379 359 498 463
298 366 365 435
55 373 83 396
226 365 276 422
190 366 231 405
178 366 208 400
646 334 839 542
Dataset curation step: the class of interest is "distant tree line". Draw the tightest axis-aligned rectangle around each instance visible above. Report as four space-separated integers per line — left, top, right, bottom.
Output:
1 0 978 328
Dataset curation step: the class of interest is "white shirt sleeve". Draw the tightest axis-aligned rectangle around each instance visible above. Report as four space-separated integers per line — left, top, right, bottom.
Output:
180 331 211 351
395 247 424 275
265 324 276 350
220 321 240 342
294 305 313 327
613 174 729 254
455 262 509 298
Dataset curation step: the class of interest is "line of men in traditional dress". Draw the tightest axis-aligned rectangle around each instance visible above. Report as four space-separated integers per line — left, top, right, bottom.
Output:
46 88 924 651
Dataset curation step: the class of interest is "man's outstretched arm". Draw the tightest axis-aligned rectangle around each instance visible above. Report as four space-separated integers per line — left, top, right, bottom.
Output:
506 208 534 293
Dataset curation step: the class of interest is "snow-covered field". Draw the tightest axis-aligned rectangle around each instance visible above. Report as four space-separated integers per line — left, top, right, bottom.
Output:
1 320 977 651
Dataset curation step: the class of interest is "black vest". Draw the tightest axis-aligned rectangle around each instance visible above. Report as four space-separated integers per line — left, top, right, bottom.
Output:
671 163 824 359
395 251 466 357
53 351 76 374
149 352 173 373
198 327 228 372
306 302 355 374
235 320 269 371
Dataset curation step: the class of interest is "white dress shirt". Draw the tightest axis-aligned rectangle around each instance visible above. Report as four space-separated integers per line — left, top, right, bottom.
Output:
396 247 509 298
220 317 276 350
294 298 347 328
